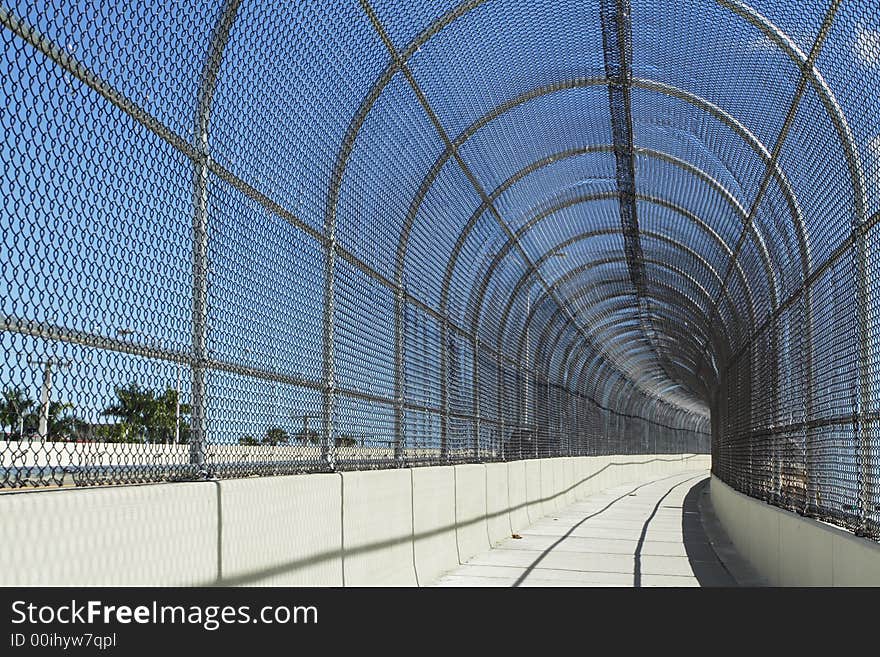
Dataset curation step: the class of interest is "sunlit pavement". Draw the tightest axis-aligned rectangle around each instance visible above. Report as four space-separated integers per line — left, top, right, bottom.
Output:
432 471 737 587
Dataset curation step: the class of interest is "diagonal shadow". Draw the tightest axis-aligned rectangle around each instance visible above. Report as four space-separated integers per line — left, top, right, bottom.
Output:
680 478 738 587
632 473 705 587
511 470 698 587
213 455 702 585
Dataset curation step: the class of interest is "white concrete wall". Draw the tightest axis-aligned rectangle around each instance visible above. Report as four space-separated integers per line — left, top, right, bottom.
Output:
709 474 880 586
0 481 218 586
485 463 512 544
454 464 490 563
341 469 416 586
0 453 710 586
411 466 458 585
219 474 343 586
524 460 543 522
506 460 529 533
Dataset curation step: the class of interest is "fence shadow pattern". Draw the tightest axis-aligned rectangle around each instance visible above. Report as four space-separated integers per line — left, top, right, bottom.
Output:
0 1 878 539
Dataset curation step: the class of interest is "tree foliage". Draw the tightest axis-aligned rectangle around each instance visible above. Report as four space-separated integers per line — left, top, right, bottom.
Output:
101 383 190 444
0 386 81 440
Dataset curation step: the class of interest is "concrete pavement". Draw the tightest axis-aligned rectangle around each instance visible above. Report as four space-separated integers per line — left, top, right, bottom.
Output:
432 471 737 587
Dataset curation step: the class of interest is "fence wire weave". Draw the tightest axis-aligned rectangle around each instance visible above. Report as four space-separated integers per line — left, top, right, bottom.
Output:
1 0 878 539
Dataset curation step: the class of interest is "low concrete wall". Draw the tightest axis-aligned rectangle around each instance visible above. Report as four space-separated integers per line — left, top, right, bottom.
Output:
485 463 512 545
0 481 218 586
709 475 880 586
524 460 543 522
341 469 416 586
506 460 529 533
411 466 457 585
0 453 710 586
454 464 490 563
220 473 343 586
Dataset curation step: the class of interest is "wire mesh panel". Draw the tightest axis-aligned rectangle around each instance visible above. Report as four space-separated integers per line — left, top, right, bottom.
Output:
3 0 879 542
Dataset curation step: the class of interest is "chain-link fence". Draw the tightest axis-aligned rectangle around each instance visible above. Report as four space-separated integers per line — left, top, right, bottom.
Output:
1 1 877 540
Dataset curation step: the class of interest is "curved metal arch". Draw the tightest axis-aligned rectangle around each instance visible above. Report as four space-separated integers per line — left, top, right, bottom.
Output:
554 298 720 410
579 356 709 420
410 76 809 319
485 210 751 365
320 0 862 452
548 300 716 389
551 304 713 385
574 354 705 417
555 282 726 387
540 307 708 389
561 326 712 404
522 260 727 383
717 0 867 225
463 189 765 351
333 0 866 283
362 13 865 290
554 325 712 407
526 280 725 409
505 274 726 399
530 276 723 402
502 231 747 362
540 281 720 398
432 143 773 440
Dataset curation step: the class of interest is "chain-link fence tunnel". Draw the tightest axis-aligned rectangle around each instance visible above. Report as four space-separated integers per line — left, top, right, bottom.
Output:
0 0 878 547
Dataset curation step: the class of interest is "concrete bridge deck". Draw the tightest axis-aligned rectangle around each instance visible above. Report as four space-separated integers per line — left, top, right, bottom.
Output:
433 471 738 587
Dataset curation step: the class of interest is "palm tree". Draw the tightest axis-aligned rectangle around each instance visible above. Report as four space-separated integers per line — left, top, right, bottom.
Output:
263 426 290 446
0 387 36 438
102 383 191 444
0 387 83 440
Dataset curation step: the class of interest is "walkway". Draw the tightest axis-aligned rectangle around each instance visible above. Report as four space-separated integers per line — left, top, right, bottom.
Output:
432 471 737 587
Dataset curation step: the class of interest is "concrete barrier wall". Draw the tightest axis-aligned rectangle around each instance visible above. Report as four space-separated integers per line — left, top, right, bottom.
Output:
506 460 529 533
0 453 709 586
220 474 343 586
524 460 543 522
709 475 880 586
485 463 512 544
0 481 218 586
341 469 416 587
454 464 490 563
411 466 458 585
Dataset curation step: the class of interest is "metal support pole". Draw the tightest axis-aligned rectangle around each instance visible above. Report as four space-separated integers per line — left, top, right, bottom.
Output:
175 360 181 446
439 317 449 463
37 362 52 439
192 0 243 474
27 357 70 440
855 227 872 532
394 285 406 465
472 335 480 461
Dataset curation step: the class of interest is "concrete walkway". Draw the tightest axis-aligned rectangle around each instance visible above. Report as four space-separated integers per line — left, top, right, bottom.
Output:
432 470 737 587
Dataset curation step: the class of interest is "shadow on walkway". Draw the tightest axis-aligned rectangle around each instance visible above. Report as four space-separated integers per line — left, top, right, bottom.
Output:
680 478 737 587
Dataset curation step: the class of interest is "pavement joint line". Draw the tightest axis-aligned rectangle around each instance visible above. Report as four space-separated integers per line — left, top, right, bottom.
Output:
431 468 739 587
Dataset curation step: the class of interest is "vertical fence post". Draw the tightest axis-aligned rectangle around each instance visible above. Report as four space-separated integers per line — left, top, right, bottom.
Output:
191 0 243 474
394 284 406 466
855 226 872 532
472 335 480 461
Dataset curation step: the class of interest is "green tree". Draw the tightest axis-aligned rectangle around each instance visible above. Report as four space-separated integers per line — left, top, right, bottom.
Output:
335 434 358 448
45 401 80 439
0 387 36 438
238 434 259 446
0 387 82 440
262 426 289 446
102 383 191 444
293 428 320 445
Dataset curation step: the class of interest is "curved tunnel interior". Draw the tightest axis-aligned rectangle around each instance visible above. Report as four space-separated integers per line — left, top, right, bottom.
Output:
0 0 878 539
